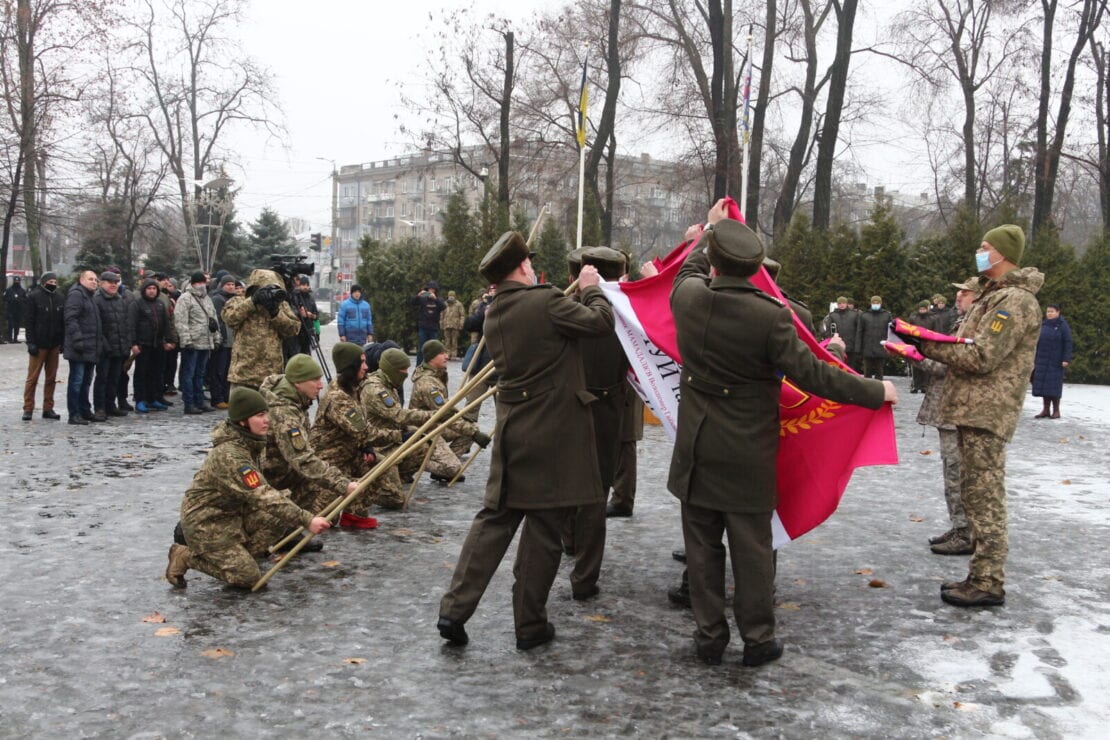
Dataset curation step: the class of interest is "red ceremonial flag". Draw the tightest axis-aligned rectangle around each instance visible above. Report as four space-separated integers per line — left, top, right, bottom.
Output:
600 199 898 547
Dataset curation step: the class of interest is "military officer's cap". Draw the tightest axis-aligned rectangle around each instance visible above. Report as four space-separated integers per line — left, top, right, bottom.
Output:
951 276 984 294
332 342 364 375
566 247 589 279
581 246 627 281
285 354 324 383
706 218 765 277
228 387 268 422
480 231 534 284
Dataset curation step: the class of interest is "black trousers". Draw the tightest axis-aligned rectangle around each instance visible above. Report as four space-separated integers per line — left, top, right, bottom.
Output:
135 345 164 404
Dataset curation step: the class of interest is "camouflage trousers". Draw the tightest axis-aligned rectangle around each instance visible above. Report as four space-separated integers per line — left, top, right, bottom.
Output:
957 426 1008 594
183 509 285 588
289 476 344 520
426 436 464 478
374 444 425 509
937 428 967 529
443 328 460 358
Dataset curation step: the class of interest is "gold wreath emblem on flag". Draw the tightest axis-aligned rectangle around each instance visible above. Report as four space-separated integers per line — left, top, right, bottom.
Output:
780 400 841 437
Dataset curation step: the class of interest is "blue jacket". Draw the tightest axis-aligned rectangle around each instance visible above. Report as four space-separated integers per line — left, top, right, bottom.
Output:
337 295 373 344
1031 316 1073 398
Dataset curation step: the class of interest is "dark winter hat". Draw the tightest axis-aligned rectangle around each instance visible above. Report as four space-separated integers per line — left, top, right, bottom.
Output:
425 280 439 291
836 295 848 304
152 272 167 280
107 265 122 275
189 271 207 285
917 300 930 309
566 247 588 279
12 275 20 282
762 257 781 281
285 354 324 384
350 284 363 295
422 339 447 363
99 271 121 283
297 275 311 285
332 342 365 375
982 224 1025 266
870 295 882 304
228 387 268 422
480 231 532 284
706 219 764 277
581 246 627 281
219 274 237 287
40 272 57 283
379 347 410 372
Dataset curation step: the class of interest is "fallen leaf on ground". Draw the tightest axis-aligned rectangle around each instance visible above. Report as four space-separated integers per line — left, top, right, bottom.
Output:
777 602 801 610
792 578 807 586
1059 438 1069 444
153 627 181 636
855 568 873 575
909 515 924 522
201 648 234 659
919 450 932 456
391 529 414 536
585 614 611 623
141 612 166 623
1061 480 1072 485
321 560 341 568
344 657 367 665
868 579 887 588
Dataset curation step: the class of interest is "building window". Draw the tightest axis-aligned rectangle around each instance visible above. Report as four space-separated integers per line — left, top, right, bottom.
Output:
386 206 394 218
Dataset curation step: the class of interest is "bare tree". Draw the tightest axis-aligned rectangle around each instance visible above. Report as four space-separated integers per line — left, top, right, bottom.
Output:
1032 0 1107 237
811 0 858 231
124 0 283 271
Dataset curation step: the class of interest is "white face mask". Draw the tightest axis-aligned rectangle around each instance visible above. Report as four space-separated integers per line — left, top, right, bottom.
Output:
870 304 881 311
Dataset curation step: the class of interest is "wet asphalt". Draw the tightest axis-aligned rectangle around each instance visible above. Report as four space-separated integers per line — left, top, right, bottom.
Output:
0 331 1107 737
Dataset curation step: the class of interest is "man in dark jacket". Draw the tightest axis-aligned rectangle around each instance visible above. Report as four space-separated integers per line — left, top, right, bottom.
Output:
4 275 27 342
437 231 613 651
856 295 892 379
668 204 896 667
22 272 64 420
820 296 861 368
207 274 237 409
906 300 935 393
129 278 169 412
287 275 318 358
930 293 957 335
92 271 133 420
411 280 446 348
64 270 104 425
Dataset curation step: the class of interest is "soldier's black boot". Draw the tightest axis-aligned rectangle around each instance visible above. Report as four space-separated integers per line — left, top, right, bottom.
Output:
516 623 555 650
668 569 691 608
742 638 784 667
437 616 469 645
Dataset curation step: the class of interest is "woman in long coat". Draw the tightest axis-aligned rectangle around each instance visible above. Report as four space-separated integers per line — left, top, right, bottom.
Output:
1031 303 1074 419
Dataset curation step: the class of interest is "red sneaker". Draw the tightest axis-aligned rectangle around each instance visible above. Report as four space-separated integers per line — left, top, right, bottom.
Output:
339 512 379 529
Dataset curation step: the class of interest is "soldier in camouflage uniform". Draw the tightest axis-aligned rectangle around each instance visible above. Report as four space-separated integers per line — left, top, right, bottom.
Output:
916 226 1043 608
311 343 397 527
222 269 301 389
440 291 466 359
914 278 982 556
410 340 492 480
361 347 481 508
260 355 359 520
165 387 331 589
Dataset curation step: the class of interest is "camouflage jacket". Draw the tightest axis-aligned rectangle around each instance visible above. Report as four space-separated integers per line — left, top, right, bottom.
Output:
259 373 349 494
359 369 435 441
440 298 466 330
922 266 1044 441
180 421 313 553
916 315 966 431
223 269 301 387
312 378 396 475
409 364 478 439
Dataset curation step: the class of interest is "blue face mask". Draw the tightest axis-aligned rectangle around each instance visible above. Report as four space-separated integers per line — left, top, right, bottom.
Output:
870 304 881 311
975 251 993 273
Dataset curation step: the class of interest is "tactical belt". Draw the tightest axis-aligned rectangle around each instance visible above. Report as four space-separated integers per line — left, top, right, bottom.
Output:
682 372 776 399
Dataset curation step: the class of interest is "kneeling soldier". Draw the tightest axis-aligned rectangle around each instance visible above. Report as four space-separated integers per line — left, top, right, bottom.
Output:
165 387 331 588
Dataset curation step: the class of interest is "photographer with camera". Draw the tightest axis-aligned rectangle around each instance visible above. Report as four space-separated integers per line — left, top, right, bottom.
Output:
288 276 319 357
222 268 301 390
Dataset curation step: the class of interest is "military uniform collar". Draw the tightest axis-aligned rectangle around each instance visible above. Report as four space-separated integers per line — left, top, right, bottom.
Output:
495 279 532 294
709 275 760 292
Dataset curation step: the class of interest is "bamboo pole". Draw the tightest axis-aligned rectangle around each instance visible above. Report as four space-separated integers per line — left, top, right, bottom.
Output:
403 438 437 508
446 436 489 488
403 387 496 509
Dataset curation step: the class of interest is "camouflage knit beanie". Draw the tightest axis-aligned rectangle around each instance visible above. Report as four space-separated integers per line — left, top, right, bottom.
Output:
422 339 447 363
332 342 364 375
982 225 1025 266
228 387 268 422
379 348 410 388
285 354 324 383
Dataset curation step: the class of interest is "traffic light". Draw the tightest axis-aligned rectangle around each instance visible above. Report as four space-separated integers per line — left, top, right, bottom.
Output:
310 232 322 251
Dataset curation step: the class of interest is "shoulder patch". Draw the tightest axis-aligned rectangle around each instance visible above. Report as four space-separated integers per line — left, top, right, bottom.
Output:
433 394 445 406
288 427 307 451
345 407 359 420
378 390 396 408
989 310 1010 334
238 464 262 489
755 291 786 308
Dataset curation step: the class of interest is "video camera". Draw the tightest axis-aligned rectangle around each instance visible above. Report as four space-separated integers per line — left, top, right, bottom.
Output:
269 254 314 292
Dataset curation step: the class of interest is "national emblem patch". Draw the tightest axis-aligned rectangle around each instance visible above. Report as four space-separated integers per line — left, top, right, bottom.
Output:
289 427 307 451
433 394 445 406
239 465 262 489
989 309 1010 335
378 391 395 408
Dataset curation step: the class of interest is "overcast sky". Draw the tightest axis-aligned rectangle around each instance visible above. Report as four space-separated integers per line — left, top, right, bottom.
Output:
225 1 927 232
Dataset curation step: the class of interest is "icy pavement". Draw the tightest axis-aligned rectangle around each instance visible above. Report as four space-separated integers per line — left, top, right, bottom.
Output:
0 332 1107 737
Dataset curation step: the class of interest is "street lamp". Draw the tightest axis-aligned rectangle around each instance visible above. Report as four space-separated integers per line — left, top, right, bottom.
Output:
192 176 235 272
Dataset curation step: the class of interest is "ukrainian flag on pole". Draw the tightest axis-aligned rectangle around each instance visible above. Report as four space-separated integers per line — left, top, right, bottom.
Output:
576 59 588 148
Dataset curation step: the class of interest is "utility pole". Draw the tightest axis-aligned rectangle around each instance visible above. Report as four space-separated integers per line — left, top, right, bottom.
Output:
330 165 338 283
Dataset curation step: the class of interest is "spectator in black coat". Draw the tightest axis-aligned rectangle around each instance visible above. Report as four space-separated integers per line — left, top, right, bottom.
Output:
411 280 446 348
856 295 892 380
92 272 133 420
22 272 64 421
129 278 169 413
63 270 104 425
206 274 237 409
4 275 27 342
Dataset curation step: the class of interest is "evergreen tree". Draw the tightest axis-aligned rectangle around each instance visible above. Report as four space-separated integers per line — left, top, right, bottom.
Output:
512 207 531 236
212 209 251 276
533 218 568 286
437 190 483 300
773 212 828 305
854 196 910 317
356 234 440 352
242 207 296 270
75 200 129 275
1067 235 1109 383
476 191 511 252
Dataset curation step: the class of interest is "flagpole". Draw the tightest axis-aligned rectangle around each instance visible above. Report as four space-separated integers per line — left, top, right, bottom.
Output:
576 144 586 248
739 25 754 221
575 58 589 248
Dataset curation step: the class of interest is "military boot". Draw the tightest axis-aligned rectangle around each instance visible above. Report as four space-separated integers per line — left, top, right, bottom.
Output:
941 581 1004 607
928 528 957 546
166 544 190 588
930 528 974 555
